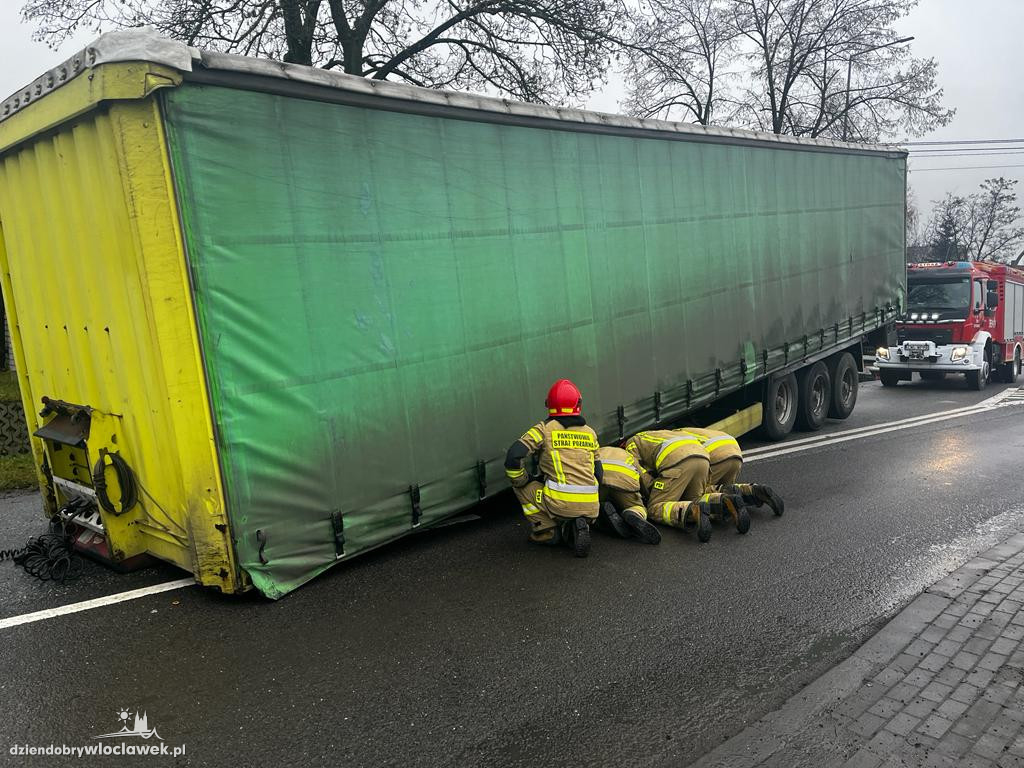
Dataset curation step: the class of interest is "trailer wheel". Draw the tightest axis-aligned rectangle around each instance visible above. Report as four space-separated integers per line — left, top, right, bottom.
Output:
827 352 859 420
879 371 900 387
761 373 798 440
795 362 831 431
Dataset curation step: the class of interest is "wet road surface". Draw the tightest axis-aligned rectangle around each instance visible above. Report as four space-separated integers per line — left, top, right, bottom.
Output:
2 377 1024 767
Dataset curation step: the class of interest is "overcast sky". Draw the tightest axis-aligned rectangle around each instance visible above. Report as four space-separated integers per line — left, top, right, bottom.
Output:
2 0 1022 225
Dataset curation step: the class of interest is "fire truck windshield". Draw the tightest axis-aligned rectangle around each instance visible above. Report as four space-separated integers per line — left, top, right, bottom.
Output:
906 277 970 314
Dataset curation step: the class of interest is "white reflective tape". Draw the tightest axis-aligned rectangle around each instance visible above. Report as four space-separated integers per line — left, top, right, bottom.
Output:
544 480 599 494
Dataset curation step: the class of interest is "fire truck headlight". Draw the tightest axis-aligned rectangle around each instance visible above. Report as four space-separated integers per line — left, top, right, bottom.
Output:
950 346 969 362
910 313 919 320
876 347 890 361
931 313 940 320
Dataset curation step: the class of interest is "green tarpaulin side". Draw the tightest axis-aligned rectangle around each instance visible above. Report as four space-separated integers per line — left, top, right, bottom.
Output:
162 83 905 598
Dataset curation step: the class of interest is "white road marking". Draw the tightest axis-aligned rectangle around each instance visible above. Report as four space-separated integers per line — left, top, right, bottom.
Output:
747 399 1019 464
0 578 194 631
743 402 1005 456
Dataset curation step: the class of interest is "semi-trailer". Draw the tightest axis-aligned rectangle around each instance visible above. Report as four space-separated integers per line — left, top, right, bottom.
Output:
0 30 906 597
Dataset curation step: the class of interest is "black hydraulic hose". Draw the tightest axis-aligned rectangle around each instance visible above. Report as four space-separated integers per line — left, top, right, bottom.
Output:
0 497 91 582
92 449 139 516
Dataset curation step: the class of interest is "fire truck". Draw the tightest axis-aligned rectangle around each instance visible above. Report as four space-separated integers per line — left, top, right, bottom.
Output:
876 261 1024 390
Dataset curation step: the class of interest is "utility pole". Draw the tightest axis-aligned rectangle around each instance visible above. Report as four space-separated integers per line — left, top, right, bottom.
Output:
843 36 915 142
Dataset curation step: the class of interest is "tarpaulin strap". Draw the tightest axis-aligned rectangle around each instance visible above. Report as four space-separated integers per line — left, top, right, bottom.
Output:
330 511 345 558
410 485 422 527
617 405 626 440
654 391 663 424
256 529 268 564
476 460 487 499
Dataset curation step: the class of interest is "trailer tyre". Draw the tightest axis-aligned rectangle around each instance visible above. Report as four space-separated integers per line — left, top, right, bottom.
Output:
761 373 798 440
795 362 831 431
827 352 859 420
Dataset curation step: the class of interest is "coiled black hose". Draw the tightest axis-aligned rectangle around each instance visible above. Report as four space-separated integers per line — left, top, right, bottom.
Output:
92 449 139 516
0 498 91 582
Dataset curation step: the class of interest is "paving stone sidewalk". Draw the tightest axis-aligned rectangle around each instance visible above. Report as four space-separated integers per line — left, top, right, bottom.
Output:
691 532 1024 768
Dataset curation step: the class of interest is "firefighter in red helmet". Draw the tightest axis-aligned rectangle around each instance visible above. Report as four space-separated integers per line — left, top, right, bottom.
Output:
504 378 602 557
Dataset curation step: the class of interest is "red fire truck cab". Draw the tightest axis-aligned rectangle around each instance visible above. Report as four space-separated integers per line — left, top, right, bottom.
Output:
876 261 1024 390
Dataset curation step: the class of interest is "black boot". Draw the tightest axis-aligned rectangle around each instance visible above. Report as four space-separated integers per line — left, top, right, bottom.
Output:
622 509 661 544
722 493 751 534
598 501 632 539
562 517 591 558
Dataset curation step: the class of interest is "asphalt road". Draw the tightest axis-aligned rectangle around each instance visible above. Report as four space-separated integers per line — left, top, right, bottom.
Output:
2 375 1024 767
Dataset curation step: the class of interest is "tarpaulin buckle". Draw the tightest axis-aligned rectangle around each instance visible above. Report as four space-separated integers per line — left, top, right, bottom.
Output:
740 359 748 376
762 350 768 375
616 405 626 440
330 511 345 559
476 461 487 499
409 484 422 527
653 391 663 425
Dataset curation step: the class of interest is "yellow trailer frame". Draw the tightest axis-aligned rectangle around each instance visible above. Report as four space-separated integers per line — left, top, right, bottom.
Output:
0 60 242 591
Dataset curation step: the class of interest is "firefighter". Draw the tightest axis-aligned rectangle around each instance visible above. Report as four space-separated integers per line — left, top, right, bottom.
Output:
595 446 661 545
680 426 784 518
623 429 734 543
504 378 602 557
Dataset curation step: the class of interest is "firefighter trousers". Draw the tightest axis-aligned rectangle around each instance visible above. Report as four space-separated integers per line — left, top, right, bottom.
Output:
513 480 597 543
708 456 742 486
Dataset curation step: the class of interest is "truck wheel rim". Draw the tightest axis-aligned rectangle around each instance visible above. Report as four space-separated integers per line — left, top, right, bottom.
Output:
812 375 827 415
841 369 855 405
777 382 793 423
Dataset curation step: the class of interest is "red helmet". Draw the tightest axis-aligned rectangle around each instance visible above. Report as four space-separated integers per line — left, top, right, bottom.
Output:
546 378 582 417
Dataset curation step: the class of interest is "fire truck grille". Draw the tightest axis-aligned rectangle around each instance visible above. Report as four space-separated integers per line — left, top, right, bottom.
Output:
897 327 953 346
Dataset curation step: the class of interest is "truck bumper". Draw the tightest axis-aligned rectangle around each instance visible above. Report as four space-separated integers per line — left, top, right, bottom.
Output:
875 341 982 374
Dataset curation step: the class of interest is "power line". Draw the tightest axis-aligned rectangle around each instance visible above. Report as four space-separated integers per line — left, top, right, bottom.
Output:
909 163 1024 173
910 147 1024 154
901 138 1024 146
913 151 1024 159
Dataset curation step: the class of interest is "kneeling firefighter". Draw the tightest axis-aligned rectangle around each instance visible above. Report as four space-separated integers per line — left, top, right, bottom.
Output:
504 379 602 557
679 427 785 519
594 446 661 545
623 430 736 542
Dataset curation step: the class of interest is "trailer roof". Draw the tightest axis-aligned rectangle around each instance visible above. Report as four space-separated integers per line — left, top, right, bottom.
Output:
2 28 907 159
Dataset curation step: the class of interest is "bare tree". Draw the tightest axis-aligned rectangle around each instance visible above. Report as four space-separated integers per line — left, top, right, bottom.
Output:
962 178 1024 263
923 179 1024 264
21 0 633 104
623 0 954 141
622 0 736 124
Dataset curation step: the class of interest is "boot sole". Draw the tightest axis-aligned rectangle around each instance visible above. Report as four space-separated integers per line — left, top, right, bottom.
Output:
602 504 632 539
697 508 712 543
736 506 750 534
572 517 591 558
623 511 661 545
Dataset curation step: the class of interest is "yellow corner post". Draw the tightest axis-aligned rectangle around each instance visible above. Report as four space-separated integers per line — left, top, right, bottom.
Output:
0 62 242 592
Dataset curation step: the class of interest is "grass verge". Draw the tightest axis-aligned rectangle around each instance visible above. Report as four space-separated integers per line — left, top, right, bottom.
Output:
0 370 20 403
0 452 37 490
